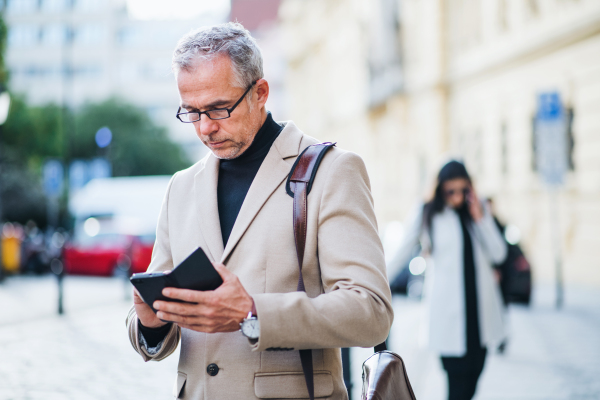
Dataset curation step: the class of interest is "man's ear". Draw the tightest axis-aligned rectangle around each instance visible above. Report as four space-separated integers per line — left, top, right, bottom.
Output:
254 78 269 108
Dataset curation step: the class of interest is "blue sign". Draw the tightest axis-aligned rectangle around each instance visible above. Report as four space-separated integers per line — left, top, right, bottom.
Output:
43 160 64 198
534 92 568 186
68 158 112 193
69 160 89 193
89 158 112 180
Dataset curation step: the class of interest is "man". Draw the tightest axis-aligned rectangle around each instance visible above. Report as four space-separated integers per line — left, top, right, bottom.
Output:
126 22 393 400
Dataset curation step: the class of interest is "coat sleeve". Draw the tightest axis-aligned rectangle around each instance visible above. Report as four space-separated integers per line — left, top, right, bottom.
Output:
251 152 394 351
126 173 181 362
472 202 508 265
387 203 424 277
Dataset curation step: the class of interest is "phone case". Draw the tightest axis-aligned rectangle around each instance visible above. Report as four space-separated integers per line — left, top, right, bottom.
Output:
130 247 223 313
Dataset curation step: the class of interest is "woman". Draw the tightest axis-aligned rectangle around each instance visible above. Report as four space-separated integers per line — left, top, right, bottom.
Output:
393 160 507 400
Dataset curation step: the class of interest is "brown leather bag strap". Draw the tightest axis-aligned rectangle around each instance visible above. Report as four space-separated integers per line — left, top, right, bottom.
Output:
289 142 335 400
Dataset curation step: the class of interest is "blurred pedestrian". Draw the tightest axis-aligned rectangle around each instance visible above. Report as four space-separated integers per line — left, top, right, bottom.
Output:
393 160 507 400
125 22 393 400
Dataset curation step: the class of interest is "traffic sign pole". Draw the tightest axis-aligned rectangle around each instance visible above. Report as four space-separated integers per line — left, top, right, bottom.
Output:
535 92 568 309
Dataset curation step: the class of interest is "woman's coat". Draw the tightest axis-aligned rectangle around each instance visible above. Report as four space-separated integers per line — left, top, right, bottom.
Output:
392 203 507 357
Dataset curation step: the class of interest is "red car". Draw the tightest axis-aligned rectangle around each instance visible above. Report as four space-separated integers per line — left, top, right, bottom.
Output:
64 233 155 276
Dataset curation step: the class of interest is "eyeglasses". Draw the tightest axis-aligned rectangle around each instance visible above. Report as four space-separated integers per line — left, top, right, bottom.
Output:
444 188 470 197
176 81 257 123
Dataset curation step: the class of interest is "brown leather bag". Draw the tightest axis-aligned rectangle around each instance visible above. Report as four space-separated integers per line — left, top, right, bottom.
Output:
287 143 417 400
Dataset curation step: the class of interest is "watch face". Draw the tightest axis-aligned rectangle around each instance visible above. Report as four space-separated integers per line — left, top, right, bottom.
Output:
242 319 260 339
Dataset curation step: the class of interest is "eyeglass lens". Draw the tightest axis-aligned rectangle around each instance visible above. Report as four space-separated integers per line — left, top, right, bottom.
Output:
179 109 230 122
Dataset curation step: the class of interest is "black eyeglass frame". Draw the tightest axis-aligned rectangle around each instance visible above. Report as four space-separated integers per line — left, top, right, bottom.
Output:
176 80 257 123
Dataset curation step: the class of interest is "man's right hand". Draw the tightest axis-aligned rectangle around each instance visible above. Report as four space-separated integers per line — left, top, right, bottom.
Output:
134 288 168 329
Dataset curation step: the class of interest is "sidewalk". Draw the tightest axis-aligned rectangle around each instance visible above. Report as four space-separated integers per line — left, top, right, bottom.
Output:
373 285 600 400
1 275 599 399
0 275 179 400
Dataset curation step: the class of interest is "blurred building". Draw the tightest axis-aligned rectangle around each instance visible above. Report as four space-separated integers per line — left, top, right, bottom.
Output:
3 0 227 161
230 0 288 119
280 0 600 287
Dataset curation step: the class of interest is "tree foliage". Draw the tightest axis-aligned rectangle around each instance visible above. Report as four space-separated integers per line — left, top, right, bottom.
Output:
73 98 190 176
0 97 191 226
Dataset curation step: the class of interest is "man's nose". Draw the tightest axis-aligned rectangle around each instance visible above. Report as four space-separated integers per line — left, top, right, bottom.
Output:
195 113 219 136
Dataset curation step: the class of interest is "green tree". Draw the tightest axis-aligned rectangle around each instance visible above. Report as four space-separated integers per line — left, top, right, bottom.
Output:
0 13 8 85
72 98 190 176
2 95 65 165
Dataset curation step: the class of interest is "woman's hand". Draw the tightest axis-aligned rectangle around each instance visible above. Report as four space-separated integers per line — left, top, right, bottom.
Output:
467 185 484 222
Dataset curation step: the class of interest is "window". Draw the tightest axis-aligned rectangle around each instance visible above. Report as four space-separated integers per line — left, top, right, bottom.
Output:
500 122 508 175
6 0 38 14
498 0 509 31
8 25 40 47
41 24 71 46
526 0 539 18
73 65 102 80
368 0 403 107
118 27 143 47
74 25 106 45
40 0 72 13
566 108 575 171
74 0 102 12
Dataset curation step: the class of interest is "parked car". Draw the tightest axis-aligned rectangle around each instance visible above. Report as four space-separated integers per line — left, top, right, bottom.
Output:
129 234 155 274
63 233 154 276
389 243 426 299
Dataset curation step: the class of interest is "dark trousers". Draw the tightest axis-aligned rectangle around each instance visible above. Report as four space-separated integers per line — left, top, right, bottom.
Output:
441 347 487 400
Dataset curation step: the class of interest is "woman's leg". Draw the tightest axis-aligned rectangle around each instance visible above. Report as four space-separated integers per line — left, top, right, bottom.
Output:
442 356 471 400
466 348 488 399
446 370 471 400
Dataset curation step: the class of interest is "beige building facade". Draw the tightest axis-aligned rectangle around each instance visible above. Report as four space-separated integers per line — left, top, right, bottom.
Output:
280 0 600 287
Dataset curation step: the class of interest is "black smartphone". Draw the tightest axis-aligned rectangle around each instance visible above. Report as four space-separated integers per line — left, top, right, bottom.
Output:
130 247 223 313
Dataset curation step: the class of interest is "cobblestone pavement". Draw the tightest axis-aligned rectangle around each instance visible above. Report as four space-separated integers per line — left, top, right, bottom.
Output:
0 275 179 400
1 275 599 400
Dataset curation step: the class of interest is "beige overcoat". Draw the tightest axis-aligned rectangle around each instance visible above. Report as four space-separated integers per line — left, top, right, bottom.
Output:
126 121 394 399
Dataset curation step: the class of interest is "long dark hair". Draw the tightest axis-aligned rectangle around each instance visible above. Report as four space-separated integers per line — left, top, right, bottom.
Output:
423 160 472 245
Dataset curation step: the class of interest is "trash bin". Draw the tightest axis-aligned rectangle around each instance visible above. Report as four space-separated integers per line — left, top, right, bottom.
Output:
2 223 23 274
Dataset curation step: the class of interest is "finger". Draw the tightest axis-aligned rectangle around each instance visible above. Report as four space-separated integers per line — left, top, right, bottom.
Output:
133 288 145 304
154 300 202 316
162 287 206 302
156 311 203 326
163 288 217 306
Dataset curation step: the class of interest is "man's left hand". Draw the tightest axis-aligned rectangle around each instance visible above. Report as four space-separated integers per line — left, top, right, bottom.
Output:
153 263 254 333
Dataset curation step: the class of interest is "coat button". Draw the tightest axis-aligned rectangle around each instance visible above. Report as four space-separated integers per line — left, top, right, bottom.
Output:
207 363 219 376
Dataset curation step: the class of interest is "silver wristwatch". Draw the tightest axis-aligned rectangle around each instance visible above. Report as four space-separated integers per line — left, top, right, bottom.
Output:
240 311 260 339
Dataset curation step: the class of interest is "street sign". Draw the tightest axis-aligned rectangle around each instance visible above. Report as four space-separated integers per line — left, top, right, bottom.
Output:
69 158 112 194
43 160 64 198
534 92 568 186
89 158 112 180
534 91 568 309
69 160 89 193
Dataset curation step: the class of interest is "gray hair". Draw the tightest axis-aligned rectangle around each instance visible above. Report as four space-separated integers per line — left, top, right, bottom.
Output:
172 22 263 89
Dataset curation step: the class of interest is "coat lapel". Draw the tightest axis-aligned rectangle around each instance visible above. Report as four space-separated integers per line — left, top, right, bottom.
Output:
193 154 225 262
220 122 304 263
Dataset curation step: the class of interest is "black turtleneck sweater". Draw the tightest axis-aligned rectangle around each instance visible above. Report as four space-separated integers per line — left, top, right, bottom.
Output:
218 112 283 246
139 112 282 347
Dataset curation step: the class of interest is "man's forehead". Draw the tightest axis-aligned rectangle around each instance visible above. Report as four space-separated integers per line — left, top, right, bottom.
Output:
177 54 233 86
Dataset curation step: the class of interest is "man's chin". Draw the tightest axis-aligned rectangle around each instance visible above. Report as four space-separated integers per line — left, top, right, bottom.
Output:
210 146 241 160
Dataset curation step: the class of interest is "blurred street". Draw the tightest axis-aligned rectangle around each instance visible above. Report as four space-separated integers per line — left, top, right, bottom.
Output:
2 275 599 400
